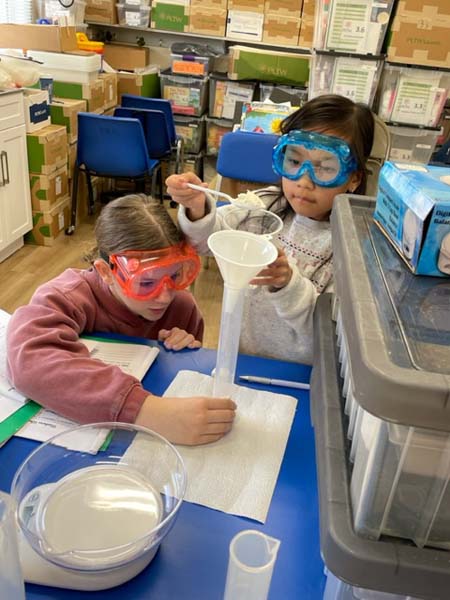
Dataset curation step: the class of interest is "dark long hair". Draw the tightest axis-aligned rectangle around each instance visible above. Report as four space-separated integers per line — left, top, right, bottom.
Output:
269 94 374 216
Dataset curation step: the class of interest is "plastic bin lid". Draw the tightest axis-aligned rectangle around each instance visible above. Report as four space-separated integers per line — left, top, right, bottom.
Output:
330 195 450 431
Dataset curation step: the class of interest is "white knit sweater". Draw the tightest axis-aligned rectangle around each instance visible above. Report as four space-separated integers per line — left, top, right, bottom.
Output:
178 187 333 364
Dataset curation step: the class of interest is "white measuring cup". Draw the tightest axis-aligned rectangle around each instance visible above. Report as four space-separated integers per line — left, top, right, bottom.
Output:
223 529 281 600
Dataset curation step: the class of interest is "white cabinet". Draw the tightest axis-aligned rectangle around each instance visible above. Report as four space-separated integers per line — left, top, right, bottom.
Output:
0 90 32 262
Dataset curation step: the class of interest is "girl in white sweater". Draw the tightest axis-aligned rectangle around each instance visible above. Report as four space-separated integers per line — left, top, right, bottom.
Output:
166 95 374 364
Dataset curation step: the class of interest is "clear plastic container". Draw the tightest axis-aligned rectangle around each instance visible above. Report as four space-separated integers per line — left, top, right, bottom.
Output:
387 125 441 164
11 422 186 590
324 570 421 600
350 404 450 549
116 2 151 27
0 493 25 599
171 53 210 77
313 0 395 55
309 53 383 107
209 73 256 120
206 116 233 155
160 69 209 117
37 0 86 25
377 65 450 128
259 83 308 104
173 115 206 154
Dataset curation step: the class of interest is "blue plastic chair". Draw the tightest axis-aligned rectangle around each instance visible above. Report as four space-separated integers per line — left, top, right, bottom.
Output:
66 112 159 235
114 107 174 202
120 95 184 174
216 130 280 186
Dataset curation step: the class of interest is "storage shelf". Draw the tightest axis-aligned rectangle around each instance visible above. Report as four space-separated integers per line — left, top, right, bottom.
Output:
85 21 312 54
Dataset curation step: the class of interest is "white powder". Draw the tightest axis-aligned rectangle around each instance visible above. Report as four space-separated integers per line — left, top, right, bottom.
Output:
235 191 265 208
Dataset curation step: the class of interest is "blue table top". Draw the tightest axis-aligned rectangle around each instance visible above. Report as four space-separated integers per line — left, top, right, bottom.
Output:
0 343 325 599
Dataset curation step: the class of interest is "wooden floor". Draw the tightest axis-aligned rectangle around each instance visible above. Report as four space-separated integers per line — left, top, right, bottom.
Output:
0 205 223 349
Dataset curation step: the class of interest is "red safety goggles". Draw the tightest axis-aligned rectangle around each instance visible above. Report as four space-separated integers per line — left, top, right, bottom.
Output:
109 243 201 300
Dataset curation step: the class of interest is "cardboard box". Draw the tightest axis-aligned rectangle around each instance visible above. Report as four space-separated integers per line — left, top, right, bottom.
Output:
189 7 227 36
85 0 117 24
228 0 264 12
103 44 150 71
374 161 450 277
50 98 87 143
226 11 264 41
228 45 310 85
27 124 68 175
265 0 303 14
52 79 105 113
190 0 227 8
0 24 78 52
151 2 190 32
117 71 160 102
25 195 71 247
67 141 77 180
29 166 69 212
99 72 118 110
23 89 51 133
298 16 314 47
387 0 450 68
263 14 300 45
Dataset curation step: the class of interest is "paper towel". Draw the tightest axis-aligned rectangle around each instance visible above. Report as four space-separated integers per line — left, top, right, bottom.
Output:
123 370 298 523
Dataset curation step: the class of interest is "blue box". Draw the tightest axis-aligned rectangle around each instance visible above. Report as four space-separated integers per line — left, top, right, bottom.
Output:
374 161 450 277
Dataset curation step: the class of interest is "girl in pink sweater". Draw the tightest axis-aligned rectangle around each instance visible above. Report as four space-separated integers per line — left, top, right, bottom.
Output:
7 195 236 445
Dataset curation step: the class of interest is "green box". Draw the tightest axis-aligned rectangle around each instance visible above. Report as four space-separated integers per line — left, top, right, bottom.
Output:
151 2 189 32
52 80 104 113
26 124 68 175
228 45 310 85
117 71 160 101
50 98 87 143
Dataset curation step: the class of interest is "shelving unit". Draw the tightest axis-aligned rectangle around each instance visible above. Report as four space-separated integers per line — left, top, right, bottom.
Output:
86 21 312 54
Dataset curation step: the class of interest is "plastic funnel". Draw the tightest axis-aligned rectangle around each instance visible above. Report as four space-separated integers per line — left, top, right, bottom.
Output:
207 230 277 291
208 231 277 396
223 529 281 600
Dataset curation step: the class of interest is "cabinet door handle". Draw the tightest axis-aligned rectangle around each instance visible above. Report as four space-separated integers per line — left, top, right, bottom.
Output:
0 151 4 187
1 151 10 186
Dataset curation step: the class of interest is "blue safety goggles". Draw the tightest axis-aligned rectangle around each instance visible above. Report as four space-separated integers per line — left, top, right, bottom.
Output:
272 130 357 187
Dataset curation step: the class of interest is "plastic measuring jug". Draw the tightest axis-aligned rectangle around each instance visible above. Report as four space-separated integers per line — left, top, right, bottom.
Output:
0 491 26 599
208 230 277 397
224 529 281 600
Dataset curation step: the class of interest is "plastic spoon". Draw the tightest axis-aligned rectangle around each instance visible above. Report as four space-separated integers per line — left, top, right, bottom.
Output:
186 183 264 209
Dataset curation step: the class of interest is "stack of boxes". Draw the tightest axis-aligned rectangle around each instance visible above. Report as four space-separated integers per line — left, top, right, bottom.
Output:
14 23 124 244
86 0 314 48
308 0 394 106
160 49 210 180
381 0 450 163
25 122 70 246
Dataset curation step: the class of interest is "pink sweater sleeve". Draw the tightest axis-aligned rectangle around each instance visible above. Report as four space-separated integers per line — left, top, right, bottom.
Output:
6 285 149 424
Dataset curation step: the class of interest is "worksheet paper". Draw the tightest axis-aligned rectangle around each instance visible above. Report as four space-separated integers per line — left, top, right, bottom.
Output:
2 333 158 452
0 308 27 404
122 370 298 523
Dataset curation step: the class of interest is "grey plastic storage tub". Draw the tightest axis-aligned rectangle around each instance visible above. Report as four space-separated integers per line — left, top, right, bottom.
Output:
311 293 450 600
329 195 450 549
